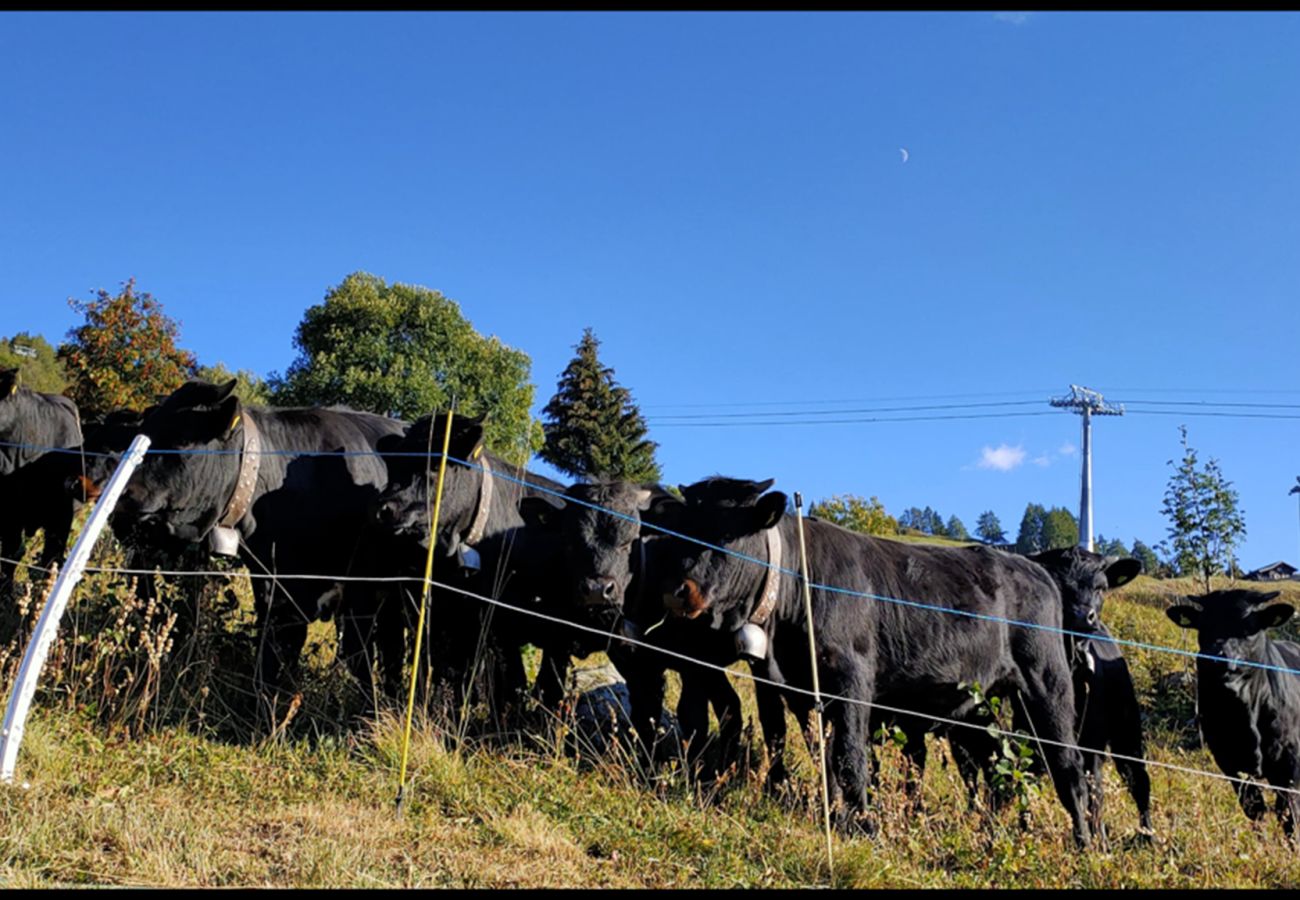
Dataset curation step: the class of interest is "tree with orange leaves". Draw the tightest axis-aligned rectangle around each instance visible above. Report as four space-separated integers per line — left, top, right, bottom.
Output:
57 278 198 416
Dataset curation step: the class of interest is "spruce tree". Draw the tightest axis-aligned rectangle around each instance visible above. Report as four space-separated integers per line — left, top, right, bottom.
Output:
976 510 1006 544
539 327 661 483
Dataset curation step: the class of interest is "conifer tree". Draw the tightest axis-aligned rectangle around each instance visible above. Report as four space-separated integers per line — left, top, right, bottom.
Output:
539 327 661 483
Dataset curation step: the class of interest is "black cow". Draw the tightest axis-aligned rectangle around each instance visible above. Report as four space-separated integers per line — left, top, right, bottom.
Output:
349 411 579 723
113 379 407 698
1167 589 1300 839
936 548 1151 842
650 476 1093 845
519 481 746 775
0 368 83 589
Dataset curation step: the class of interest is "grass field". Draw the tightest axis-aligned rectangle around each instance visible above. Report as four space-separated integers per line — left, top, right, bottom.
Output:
3 537 1300 888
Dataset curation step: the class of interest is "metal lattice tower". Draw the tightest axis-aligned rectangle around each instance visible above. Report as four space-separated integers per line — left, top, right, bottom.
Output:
1050 385 1124 552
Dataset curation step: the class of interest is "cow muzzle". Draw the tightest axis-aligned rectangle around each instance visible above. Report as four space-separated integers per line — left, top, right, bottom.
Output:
580 577 620 607
664 579 708 619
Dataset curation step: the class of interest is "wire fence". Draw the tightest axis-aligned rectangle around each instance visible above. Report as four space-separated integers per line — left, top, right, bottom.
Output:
2 410 1298 806
1 430 1297 680
6 548 1293 802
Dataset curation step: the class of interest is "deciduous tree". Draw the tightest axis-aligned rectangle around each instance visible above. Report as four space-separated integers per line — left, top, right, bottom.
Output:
57 278 197 415
269 272 542 463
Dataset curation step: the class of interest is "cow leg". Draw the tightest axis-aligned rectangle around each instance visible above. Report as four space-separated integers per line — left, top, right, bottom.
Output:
0 522 27 589
751 658 792 795
625 655 669 765
708 669 744 779
1016 652 1093 848
900 717 929 815
532 643 571 712
36 504 74 573
253 581 310 702
1237 781 1269 821
676 667 712 770
1274 766 1300 842
1101 657 1154 837
823 658 876 836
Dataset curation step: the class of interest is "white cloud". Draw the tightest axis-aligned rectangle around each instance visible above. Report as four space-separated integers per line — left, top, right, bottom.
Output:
977 444 1027 472
1058 442 1078 457
993 12 1032 25
1032 454 1051 467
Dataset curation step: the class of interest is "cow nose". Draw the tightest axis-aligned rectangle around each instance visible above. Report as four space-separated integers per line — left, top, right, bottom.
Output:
1086 609 1098 626
581 577 618 606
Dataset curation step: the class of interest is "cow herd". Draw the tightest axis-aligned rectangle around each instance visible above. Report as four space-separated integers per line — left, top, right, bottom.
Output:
3 369 1300 850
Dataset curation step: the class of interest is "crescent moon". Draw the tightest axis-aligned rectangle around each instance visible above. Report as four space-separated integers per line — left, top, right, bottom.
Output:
899 148 909 163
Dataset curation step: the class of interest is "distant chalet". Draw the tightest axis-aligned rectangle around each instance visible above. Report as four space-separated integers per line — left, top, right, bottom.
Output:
1243 561 1299 582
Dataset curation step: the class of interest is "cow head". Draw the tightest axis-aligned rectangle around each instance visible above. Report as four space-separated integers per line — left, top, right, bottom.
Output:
1030 546 1140 632
65 409 148 503
519 481 682 613
0 368 23 441
115 381 245 546
1166 589 1294 676
0 367 18 401
656 476 785 631
371 412 489 561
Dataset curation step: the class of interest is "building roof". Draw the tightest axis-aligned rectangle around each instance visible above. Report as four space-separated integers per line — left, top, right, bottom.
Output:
1245 561 1297 577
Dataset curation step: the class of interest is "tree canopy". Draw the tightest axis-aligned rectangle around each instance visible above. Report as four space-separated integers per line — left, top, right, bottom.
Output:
809 494 898 536
975 510 1007 544
57 279 197 416
0 332 68 394
269 272 543 464
1159 425 1247 591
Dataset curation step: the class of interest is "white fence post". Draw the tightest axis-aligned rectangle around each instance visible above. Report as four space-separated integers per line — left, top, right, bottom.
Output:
0 434 151 783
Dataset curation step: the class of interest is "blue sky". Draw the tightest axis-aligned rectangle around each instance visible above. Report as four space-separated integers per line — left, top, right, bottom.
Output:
3 12 1298 568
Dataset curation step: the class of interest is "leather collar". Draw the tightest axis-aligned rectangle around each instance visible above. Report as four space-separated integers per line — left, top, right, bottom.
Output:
747 525 783 628
463 455 493 547
217 412 260 531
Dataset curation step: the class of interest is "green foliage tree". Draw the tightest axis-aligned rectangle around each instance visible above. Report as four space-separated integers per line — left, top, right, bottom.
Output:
1041 506 1080 550
197 363 272 406
976 510 1006 544
1015 503 1048 555
538 327 661 482
945 515 970 541
1131 539 1160 576
57 278 198 416
1159 425 1248 592
809 494 899 536
924 507 948 537
268 272 542 463
0 332 68 394
1093 534 1130 558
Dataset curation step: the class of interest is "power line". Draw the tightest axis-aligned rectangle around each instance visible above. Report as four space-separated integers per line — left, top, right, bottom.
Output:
649 400 1047 421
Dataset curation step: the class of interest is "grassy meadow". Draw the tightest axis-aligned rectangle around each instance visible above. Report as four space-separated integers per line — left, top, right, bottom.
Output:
2 529 1300 889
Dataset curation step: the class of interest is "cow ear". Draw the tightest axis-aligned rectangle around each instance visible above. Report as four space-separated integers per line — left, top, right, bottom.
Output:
451 418 486 463
1165 605 1201 630
198 395 243 441
1105 558 1141 590
644 488 686 531
375 433 405 459
214 379 238 403
520 494 564 530
1253 603 1295 631
0 367 18 397
751 491 787 531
